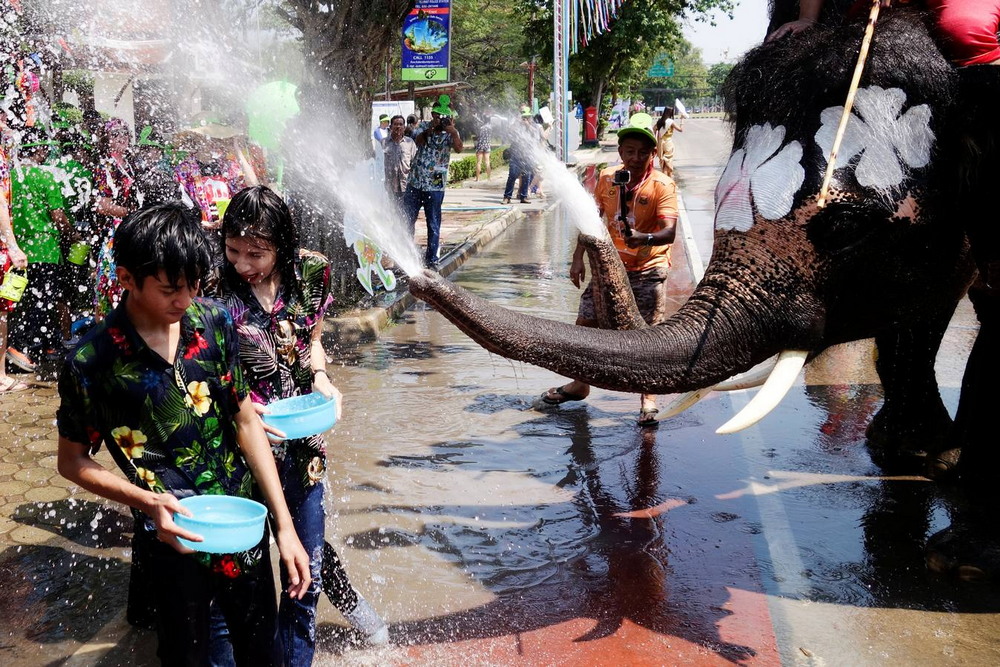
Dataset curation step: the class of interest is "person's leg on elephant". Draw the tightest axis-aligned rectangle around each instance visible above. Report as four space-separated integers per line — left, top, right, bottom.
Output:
925 0 1000 66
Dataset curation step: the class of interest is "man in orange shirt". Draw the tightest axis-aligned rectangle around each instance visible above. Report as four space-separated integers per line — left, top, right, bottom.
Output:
538 113 678 425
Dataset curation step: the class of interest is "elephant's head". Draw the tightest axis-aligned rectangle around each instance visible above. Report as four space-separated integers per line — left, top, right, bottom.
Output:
409 8 975 430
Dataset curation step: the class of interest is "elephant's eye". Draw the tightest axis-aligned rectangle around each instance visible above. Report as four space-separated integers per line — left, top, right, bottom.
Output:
806 200 887 254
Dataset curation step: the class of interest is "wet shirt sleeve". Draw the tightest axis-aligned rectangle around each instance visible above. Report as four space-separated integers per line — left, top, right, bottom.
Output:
56 358 102 453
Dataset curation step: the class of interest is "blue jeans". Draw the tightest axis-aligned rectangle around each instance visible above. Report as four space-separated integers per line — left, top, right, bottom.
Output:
503 161 531 201
403 187 446 265
277 456 326 667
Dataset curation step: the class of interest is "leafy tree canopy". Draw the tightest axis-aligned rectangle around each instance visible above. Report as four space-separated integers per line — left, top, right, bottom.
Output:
519 0 732 113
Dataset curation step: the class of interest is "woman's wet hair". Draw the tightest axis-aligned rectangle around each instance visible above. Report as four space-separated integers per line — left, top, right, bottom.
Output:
114 202 211 289
221 185 298 285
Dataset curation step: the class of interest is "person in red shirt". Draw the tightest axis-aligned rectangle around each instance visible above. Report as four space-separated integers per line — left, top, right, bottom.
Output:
538 113 679 425
767 0 1000 67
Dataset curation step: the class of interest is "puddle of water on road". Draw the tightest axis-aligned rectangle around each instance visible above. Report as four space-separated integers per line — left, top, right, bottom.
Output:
318 207 1000 663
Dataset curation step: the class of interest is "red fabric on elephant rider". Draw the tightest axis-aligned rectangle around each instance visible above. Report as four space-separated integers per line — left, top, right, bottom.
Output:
768 0 1000 66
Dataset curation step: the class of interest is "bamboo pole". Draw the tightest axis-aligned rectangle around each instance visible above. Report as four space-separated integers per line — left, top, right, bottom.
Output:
816 0 882 208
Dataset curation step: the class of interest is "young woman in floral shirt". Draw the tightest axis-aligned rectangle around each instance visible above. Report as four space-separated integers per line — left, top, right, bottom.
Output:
211 186 387 663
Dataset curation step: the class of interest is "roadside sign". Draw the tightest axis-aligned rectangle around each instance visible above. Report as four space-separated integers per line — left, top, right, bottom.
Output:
647 55 674 78
402 0 452 82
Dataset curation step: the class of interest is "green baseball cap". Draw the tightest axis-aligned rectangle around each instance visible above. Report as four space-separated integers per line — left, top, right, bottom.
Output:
618 112 656 145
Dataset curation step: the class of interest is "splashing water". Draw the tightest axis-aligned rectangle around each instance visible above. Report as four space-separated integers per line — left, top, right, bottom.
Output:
535 147 607 238
502 120 606 238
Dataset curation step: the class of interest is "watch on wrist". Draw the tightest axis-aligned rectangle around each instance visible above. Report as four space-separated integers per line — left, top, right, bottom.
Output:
312 369 329 382
646 233 654 246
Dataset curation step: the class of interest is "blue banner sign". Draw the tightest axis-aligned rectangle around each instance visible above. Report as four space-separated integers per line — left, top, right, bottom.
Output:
401 0 452 82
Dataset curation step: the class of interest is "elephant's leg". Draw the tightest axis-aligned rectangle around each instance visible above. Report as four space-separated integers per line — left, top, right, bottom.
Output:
866 316 954 472
925 209 1000 578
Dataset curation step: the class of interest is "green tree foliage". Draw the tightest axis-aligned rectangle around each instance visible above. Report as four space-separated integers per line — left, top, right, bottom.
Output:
706 61 734 95
520 0 731 116
451 0 533 109
273 0 415 127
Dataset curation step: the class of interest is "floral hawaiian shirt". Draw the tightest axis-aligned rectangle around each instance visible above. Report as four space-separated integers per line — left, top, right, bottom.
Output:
209 251 334 489
407 128 458 192
57 295 264 576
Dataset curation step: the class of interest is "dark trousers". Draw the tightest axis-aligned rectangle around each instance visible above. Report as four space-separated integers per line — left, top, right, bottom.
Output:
139 531 279 666
403 187 446 265
503 160 531 200
10 262 63 354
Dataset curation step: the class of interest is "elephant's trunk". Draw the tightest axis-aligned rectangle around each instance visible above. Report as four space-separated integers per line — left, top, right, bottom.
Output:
408 233 823 394
580 234 647 331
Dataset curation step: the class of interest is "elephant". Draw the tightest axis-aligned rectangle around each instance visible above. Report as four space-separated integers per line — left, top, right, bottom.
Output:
409 7 1000 577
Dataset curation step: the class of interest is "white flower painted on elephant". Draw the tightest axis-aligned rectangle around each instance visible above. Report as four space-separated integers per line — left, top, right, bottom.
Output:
815 85 933 192
715 123 804 232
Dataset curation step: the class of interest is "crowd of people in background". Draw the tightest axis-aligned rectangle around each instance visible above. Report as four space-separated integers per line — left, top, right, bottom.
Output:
0 102 275 391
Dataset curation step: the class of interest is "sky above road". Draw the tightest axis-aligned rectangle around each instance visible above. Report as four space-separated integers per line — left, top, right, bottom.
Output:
682 0 771 64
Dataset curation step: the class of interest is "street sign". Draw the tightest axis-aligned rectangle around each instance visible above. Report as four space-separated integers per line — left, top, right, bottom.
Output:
402 0 452 82
647 55 674 79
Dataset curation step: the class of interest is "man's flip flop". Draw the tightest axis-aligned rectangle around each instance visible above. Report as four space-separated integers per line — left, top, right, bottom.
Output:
638 408 660 426
538 386 587 406
0 376 29 394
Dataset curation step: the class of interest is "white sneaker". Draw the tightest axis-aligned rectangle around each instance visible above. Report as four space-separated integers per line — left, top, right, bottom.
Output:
344 597 389 646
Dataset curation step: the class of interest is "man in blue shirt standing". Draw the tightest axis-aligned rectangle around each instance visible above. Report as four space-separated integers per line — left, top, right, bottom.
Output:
404 98 463 267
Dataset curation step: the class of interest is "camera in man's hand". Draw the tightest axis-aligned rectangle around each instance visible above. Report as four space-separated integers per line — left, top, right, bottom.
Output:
439 115 452 128
613 169 630 186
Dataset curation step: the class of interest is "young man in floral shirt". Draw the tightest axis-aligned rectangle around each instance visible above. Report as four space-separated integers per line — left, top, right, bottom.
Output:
56 202 310 665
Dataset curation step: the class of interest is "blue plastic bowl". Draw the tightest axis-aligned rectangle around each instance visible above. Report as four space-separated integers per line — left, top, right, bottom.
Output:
175 495 268 553
261 393 338 439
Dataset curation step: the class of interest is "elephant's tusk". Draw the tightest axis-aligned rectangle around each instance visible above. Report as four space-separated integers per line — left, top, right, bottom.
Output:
659 356 780 420
660 387 715 419
715 350 809 434
712 356 779 392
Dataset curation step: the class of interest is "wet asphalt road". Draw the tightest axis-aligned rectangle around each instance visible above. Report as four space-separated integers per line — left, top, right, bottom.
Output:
1 120 998 666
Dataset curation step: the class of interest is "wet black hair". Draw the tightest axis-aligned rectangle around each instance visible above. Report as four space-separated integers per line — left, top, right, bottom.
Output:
221 185 299 293
114 202 211 289
406 115 417 124
390 114 405 125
